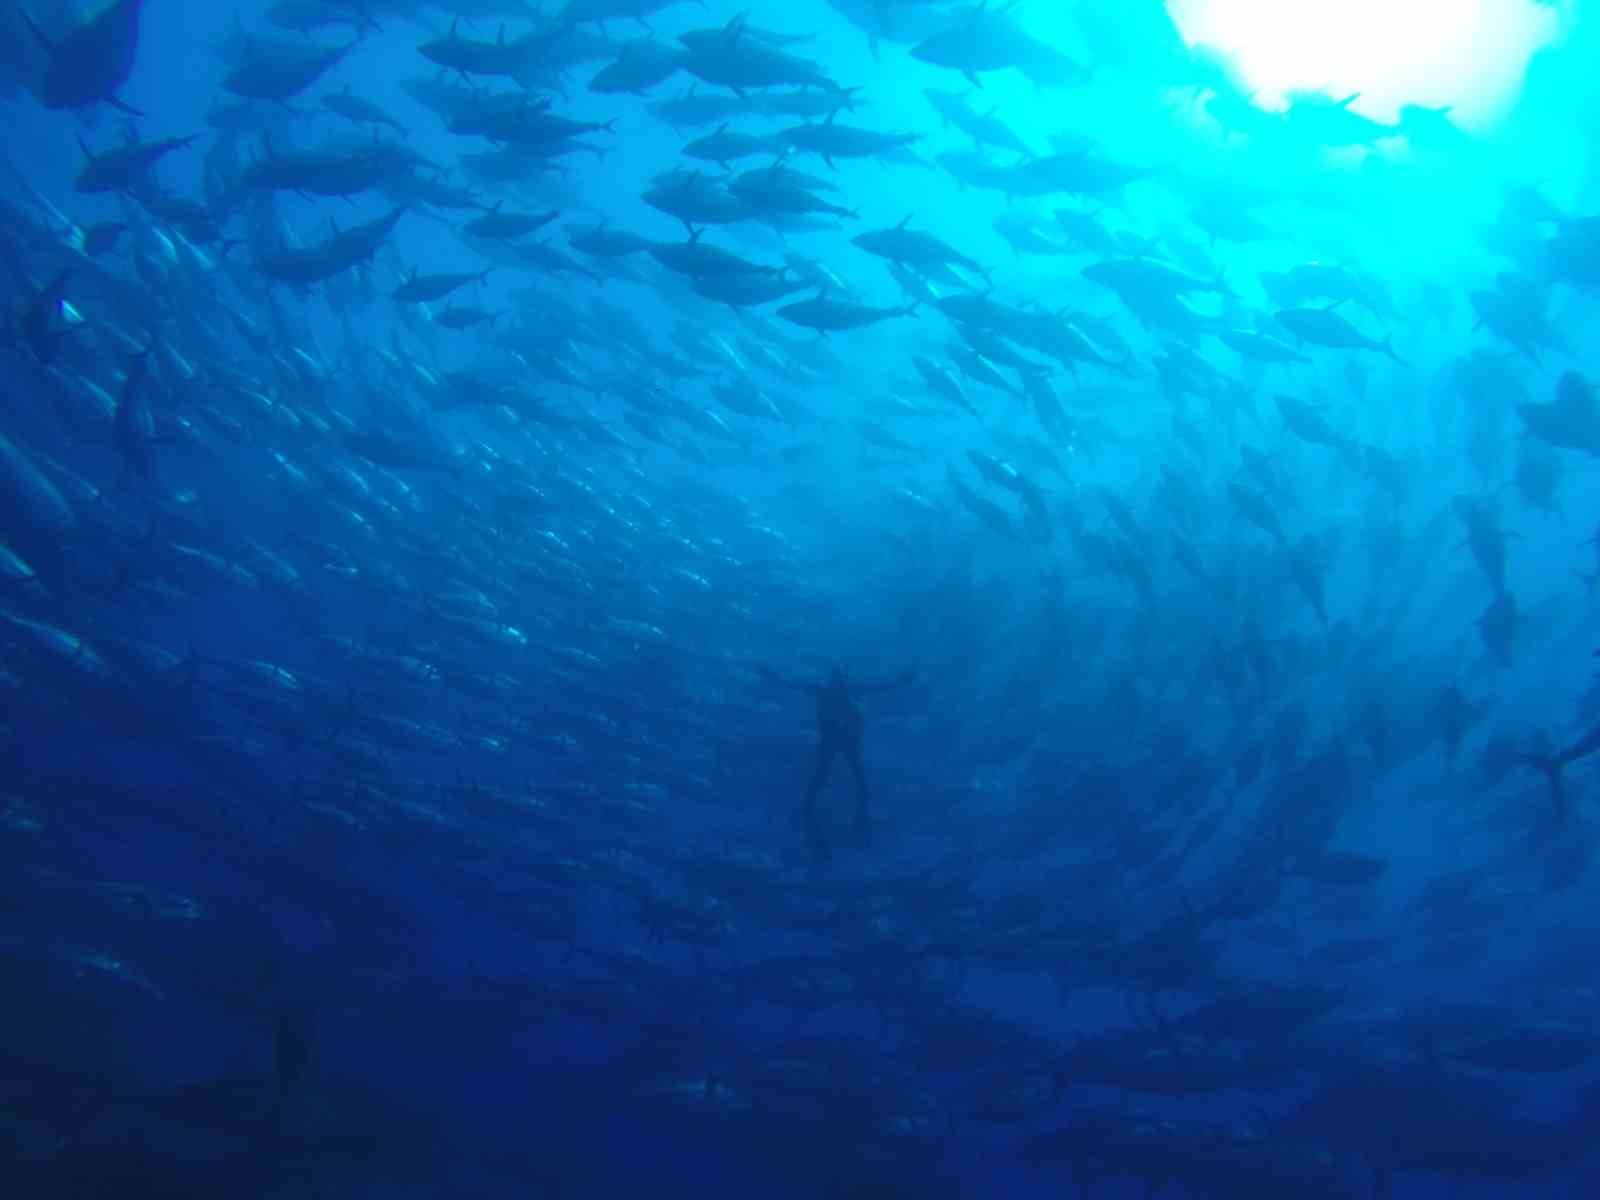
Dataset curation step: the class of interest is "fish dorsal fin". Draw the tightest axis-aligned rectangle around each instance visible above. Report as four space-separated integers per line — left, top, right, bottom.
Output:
78 134 95 162
1337 92 1360 109
896 214 911 230
497 24 505 46
449 18 458 39
689 228 703 245
825 109 837 126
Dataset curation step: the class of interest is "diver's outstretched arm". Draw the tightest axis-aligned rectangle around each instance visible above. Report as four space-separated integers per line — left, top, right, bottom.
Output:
856 668 918 695
755 663 820 692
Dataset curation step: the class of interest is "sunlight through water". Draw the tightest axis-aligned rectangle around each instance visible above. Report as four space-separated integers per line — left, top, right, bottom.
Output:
1165 0 1567 130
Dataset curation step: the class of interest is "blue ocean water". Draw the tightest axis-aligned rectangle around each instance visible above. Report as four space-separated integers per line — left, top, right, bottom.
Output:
1 1 1598 1196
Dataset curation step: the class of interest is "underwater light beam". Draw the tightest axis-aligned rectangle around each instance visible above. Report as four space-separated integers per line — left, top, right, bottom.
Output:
1165 0 1564 130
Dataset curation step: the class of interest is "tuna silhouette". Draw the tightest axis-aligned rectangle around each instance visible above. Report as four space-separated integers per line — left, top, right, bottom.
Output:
1517 371 1600 456
21 0 145 115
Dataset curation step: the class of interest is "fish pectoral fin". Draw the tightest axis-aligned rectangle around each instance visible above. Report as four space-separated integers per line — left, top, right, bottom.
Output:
18 8 56 53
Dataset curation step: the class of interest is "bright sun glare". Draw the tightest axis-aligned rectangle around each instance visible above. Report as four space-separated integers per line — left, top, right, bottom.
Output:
1165 0 1564 130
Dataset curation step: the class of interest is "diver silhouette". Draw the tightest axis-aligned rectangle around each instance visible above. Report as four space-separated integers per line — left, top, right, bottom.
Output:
757 662 918 862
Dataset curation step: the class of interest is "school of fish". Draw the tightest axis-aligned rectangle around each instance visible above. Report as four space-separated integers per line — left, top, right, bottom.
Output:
1 1 1600 1197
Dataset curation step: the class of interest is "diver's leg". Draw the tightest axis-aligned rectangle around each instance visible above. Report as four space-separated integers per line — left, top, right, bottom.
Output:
804 742 834 862
847 740 870 835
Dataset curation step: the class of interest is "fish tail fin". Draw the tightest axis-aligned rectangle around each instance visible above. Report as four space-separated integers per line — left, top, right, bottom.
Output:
1519 753 1565 801
1335 437 1367 471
